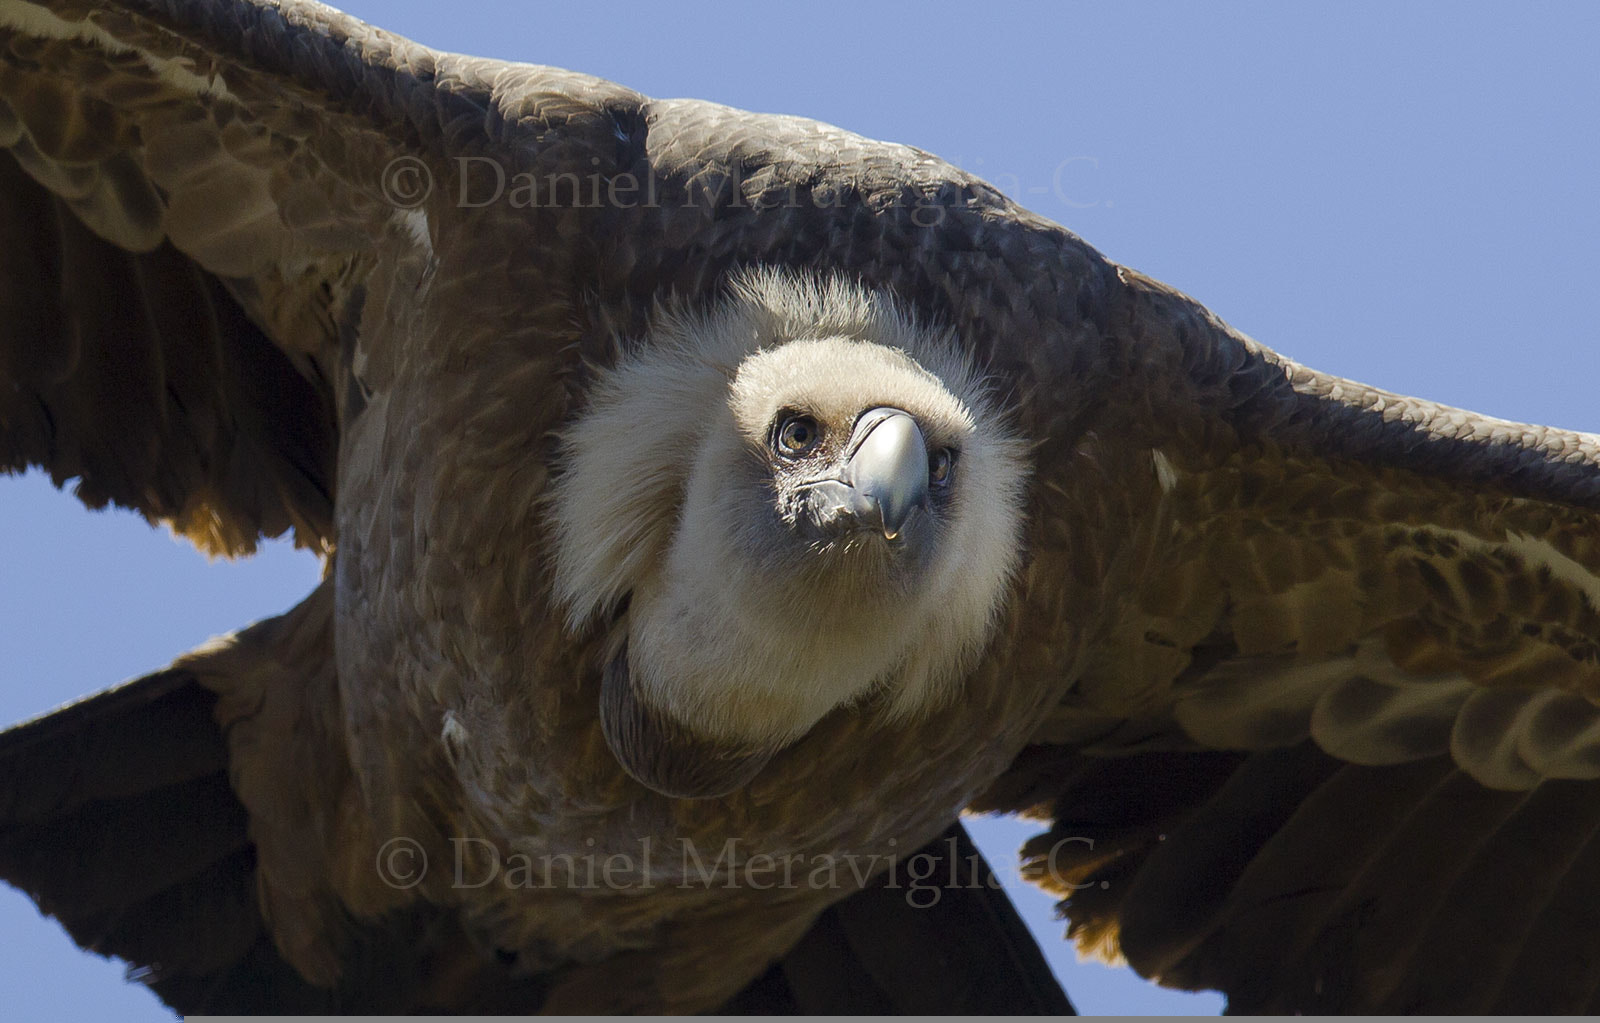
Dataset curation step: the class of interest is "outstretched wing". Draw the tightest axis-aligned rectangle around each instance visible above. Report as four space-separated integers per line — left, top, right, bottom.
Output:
29 0 1593 1014
977 268 1600 1011
0 0 656 554
0 0 379 551
0 588 546 1013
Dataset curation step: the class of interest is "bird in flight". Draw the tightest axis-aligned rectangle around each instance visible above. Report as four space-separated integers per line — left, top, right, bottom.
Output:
2 0 1599 1013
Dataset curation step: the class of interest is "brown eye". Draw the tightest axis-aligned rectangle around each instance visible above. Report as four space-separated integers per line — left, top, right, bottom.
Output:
776 415 821 456
929 448 954 485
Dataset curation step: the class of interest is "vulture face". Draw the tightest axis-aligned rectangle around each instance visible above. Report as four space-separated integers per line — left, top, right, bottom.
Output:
768 392 941 552
731 339 966 589
552 272 1028 796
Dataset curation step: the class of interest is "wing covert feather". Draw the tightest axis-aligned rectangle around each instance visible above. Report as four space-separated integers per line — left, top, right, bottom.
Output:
981 271 1600 1011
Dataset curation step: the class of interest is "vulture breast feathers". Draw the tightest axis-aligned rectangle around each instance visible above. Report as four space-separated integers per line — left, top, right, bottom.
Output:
2 0 1599 1014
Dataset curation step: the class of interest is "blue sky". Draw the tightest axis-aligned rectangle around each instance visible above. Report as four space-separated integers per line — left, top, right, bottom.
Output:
3 1 1597 1016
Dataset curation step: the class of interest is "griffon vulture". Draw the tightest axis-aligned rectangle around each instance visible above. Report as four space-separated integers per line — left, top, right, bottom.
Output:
3 0 1599 1014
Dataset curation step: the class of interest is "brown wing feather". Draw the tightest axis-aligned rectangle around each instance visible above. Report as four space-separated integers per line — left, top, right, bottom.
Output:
0 150 336 552
0 0 641 551
0 586 538 1013
979 269 1600 1010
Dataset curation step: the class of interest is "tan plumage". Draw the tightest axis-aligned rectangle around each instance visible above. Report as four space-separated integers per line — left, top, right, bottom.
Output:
552 271 1028 753
1 0 1599 1013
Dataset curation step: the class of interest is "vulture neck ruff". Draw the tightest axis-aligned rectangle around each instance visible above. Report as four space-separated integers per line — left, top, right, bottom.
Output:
551 270 1028 748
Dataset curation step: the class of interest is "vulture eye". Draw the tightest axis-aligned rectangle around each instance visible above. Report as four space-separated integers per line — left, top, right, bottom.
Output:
930 448 955 486
775 415 821 456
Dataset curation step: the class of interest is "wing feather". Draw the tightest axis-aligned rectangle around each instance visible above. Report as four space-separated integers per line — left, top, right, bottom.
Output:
982 269 1600 1010
0 0 649 551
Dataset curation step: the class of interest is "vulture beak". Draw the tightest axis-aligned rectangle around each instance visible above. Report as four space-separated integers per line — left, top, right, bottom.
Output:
802 407 930 539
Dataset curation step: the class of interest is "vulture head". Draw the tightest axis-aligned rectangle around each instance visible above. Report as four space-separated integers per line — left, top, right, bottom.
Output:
552 271 1028 797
